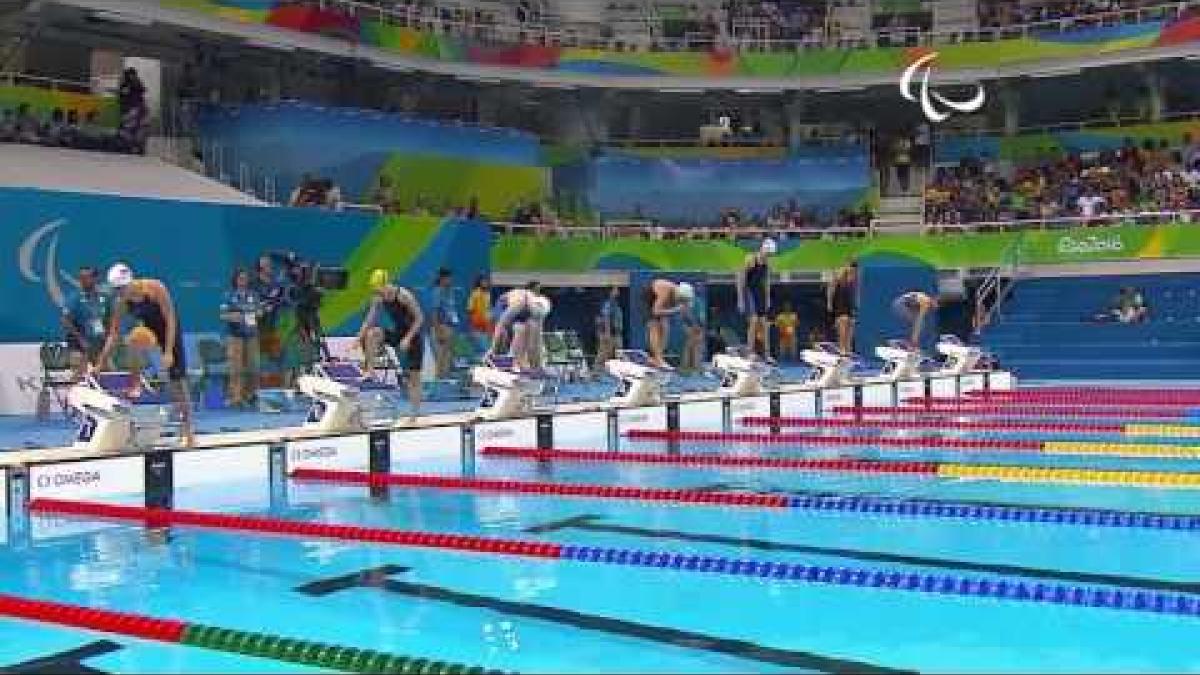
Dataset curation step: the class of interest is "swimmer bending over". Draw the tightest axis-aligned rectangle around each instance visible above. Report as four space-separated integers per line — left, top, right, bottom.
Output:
359 271 424 420
487 285 552 371
643 278 695 369
893 290 939 348
94 263 195 447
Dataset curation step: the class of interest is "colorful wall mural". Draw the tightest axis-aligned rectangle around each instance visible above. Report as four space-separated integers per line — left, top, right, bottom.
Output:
937 119 1200 164
1 187 489 342
492 222 1200 273
164 0 1200 79
0 84 118 126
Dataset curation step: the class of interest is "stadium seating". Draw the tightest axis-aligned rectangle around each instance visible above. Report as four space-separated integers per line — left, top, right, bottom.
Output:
983 273 1200 379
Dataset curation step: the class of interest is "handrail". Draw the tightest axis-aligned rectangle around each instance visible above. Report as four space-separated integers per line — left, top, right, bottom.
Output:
975 231 1025 333
918 208 1200 233
492 207 1198 241
936 109 1200 141
264 0 1199 55
0 71 99 95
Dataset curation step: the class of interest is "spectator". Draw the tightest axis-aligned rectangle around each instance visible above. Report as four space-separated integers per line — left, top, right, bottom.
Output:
41 108 69 147
430 267 461 377
76 110 110 151
116 104 149 155
220 268 262 407
0 109 15 142
14 103 40 144
369 173 399 213
467 274 492 354
252 256 286 385
290 174 326 207
118 67 146 117
1092 286 1148 324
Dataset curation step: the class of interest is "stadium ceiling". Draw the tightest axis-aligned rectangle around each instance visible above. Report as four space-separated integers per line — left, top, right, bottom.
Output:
28 0 1200 92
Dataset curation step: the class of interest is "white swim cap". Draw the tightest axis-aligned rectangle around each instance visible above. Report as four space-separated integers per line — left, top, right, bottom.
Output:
529 295 552 319
676 282 695 304
107 263 134 289
760 238 778 255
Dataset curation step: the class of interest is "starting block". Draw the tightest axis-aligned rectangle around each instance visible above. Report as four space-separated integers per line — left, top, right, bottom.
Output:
472 355 547 420
297 360 403 433
607 350 673 407
862 339 926 383
798 343 857 389
69 372 178 451
934 334 985 376
711 347 774 397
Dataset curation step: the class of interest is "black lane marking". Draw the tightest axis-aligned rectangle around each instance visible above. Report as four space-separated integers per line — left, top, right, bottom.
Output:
2 640 121 674
295 565 911 674
524 514 1200 595
689 481 1200 521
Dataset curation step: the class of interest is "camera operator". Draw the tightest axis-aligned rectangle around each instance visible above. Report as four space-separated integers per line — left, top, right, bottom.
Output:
288 262 327 367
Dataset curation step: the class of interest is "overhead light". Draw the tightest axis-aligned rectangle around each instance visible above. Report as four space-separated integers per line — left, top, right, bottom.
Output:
1030 68 1081 78
89 9 154 26
371 60 412 72
245 39 296 52
657 88 703 93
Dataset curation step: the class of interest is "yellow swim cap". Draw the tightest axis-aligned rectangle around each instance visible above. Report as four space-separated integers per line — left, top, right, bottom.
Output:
368 269 390 290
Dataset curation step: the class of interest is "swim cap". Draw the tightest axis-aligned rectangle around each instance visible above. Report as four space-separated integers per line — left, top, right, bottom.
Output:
126 325 158 350
529 295 552 319
760 238 778 255
107 263 134 289
368 268 390 290
676 282 695 304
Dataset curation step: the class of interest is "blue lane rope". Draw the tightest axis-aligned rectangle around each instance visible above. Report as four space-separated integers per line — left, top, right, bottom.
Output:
558 545 1200 617
785 494 1200 531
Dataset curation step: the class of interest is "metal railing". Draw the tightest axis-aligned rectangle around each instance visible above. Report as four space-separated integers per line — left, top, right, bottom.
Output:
916 208 1199 233
974 231 1025 333
0 71 100 95
937 109 1200 142
295 0 1195 54
493 206 1197 242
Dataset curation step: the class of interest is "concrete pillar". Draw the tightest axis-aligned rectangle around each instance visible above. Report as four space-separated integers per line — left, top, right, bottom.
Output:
785 92 808 149
1000 82 1020 136
1145 67 1165 122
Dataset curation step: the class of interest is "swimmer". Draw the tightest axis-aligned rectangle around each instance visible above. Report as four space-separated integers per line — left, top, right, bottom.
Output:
359 270 424 421
487 284 551 371
828 260 858 355
892 290 939 348
94 263 195 447
643 278 695 369
737 238 775 358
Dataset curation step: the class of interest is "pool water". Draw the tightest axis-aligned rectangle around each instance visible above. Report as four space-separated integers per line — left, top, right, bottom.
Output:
4 410 1200 673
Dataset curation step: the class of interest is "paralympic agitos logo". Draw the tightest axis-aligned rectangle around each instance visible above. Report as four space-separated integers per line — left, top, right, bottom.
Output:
900 52 986 124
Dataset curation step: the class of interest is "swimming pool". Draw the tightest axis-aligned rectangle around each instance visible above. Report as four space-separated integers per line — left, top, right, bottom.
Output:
4 388 1200 673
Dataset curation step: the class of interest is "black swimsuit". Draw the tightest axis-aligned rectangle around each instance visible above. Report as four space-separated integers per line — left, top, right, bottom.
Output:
832 277 856 317
127 296 187 381
381 296 425 369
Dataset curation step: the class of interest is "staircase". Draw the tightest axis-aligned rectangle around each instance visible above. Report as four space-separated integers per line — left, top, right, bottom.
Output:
828 0 872 44
872 194 924 233
931 0 978 35
981 273 1200 380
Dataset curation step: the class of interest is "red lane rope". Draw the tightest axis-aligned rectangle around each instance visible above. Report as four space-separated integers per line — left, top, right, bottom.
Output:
904 398 1198 410
481 446 939 475
291 469 791 508
739 417 1123 433
29 499 562 559
623 428 1043 451
0 593 187 642
971 389 1200 402
835 405 1188 419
